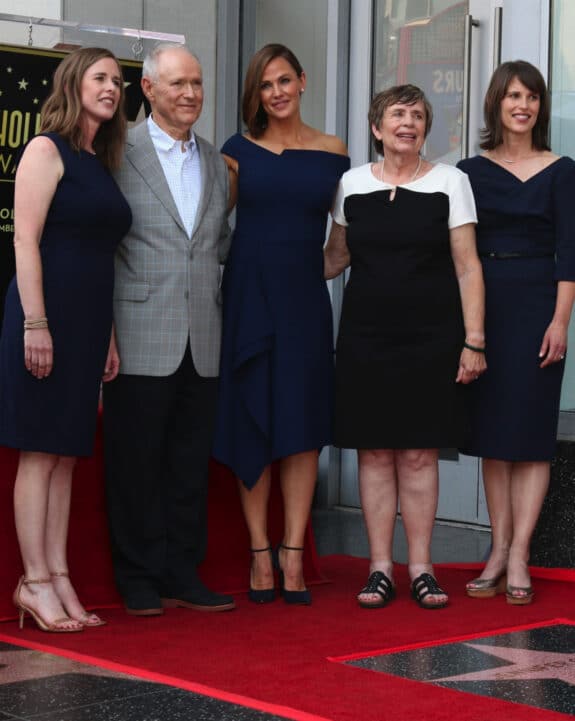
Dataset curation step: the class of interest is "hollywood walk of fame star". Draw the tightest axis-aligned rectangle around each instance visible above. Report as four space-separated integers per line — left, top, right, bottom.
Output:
434 643 575 685
0 647 123 684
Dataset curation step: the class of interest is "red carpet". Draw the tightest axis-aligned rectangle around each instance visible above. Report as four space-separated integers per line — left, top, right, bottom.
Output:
1 556 574 721
0 414 322 620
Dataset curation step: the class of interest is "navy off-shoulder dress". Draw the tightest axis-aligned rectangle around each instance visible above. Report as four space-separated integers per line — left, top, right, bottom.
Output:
213 134 349 488
457 155 575 461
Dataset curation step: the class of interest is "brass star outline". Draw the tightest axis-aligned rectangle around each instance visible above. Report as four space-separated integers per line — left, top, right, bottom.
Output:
434 643 575 685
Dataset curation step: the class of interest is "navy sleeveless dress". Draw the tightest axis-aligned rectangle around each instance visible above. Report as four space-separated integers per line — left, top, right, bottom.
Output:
213 133 349 488
0 133 132 456
457 155 575 460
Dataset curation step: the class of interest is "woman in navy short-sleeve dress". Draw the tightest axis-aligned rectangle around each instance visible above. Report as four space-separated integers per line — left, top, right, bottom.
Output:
458 61 575 605
0 48 131 631
213 44 349 604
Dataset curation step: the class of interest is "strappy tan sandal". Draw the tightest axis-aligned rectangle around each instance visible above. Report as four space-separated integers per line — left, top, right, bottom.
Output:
13 577 84 632
51 571 107 627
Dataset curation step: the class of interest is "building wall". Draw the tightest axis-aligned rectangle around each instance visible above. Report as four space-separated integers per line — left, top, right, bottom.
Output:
0 0 219 142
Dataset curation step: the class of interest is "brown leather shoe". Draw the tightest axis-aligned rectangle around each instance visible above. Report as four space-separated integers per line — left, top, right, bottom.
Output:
125 605 164 616
160 586 235 612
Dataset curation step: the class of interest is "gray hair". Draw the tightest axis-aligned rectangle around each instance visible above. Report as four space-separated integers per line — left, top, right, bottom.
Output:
142 42 200 81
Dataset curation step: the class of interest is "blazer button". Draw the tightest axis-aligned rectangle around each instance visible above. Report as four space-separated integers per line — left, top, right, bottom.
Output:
184 291 189 299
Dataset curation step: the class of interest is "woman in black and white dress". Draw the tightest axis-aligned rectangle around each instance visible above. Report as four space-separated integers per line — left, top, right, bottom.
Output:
325 84 486 610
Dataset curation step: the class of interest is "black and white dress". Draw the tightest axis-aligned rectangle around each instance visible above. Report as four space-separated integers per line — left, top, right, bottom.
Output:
333 162 477 449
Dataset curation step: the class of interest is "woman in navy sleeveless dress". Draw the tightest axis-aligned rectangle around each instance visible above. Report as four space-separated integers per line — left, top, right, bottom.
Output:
458 61 575 605
213 44 349 604
0 49 131 631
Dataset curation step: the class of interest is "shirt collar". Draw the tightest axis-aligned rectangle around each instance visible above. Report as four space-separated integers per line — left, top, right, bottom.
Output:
147 115 197 155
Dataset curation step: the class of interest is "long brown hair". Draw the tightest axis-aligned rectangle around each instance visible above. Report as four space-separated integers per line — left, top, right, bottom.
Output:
242 43 303 138
480 60 550 151
40 47 127 170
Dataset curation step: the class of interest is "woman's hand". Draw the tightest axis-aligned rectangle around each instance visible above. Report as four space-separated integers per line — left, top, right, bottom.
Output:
24 328 53 379
456 347 487 384
102 328 120 382
324 221 350 279
222 152 238 213
539 319 568 368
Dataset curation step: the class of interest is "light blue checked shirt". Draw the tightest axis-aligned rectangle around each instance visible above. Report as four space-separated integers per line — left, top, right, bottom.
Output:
147 115 202 238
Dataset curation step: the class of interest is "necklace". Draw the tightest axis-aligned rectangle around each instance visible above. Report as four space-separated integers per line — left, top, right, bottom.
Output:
493 150 537 164
379 155 422 185
500 156 535 163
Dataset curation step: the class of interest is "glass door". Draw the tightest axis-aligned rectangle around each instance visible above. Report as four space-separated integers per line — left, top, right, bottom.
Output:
339 0 502 524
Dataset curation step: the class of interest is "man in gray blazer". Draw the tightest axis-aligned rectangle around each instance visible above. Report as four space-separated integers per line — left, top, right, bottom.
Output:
103 43 234 615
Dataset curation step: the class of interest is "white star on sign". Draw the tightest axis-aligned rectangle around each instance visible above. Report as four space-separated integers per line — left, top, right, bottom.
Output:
18 78 29 90
434 643 575 685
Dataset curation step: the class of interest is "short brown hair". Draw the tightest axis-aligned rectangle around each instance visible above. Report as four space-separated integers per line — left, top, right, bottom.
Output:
40 47 127 170
368 85 433 155
242 43 303 138
480 60 550 151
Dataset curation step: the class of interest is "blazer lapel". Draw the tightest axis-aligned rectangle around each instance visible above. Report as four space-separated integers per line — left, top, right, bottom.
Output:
126 123 186 234
191 135 216 240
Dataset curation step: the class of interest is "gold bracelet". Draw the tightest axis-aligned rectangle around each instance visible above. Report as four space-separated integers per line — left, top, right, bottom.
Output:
24 317 48 330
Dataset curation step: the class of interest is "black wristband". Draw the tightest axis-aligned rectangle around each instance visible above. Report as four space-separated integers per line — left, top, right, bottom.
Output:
464 341 486 353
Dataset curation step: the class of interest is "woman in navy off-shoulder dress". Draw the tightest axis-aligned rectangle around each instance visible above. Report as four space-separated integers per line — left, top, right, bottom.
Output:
0 49 131 631
458 61 575 605
213 44 349 604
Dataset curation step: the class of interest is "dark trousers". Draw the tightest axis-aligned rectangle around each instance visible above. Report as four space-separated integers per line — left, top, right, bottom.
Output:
103 347 218 603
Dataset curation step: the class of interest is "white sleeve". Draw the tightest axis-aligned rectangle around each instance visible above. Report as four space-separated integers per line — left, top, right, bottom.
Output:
332 178 348 227
448 168 478 229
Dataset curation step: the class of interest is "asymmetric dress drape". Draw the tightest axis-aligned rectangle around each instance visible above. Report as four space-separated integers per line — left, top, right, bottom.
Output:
213 133 349 488
332 162 477 449
457 155 575 461
0 133 132 456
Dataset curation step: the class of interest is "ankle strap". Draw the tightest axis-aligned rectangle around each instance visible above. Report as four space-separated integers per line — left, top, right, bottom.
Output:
250 546 272 553
281 544 305 552
50 571 69 578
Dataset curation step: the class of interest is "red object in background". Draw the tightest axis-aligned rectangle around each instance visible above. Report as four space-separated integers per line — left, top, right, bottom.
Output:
0 414 323 621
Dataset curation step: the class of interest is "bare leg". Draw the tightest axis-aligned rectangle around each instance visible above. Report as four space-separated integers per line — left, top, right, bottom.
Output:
356 449 397 603
397 448 447 606
278 450 318 592
476 458 513 580
44 456 103 625
13 452 81 630
508 460 549 593
238 466 274 591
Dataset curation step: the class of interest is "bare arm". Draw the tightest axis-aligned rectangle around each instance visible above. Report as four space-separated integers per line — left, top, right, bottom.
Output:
222 153 238 213
539 281 575 367
13 136 63 378
324 221 350 279
449 222 487 383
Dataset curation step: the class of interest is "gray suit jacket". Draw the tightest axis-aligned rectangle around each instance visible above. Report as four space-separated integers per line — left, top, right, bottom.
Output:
113 121 230 377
